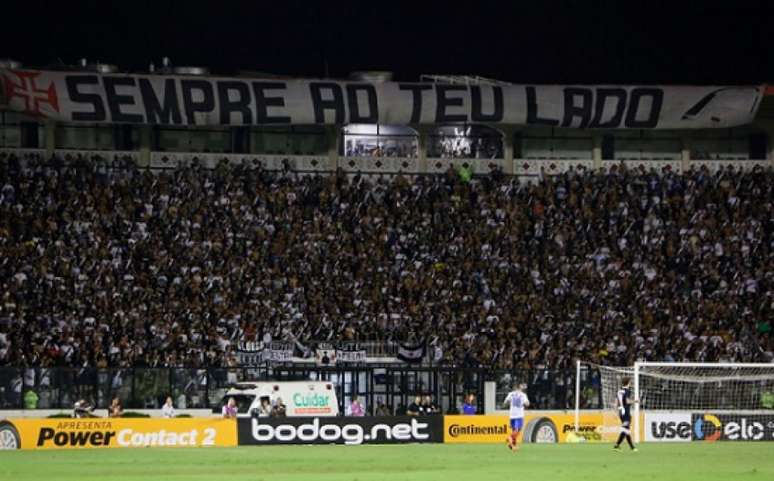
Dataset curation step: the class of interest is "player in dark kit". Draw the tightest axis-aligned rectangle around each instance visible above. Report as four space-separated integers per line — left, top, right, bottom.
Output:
613 377 638 452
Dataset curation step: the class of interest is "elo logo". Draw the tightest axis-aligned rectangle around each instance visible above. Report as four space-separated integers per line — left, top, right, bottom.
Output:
694 414 722 441
692 414 769 441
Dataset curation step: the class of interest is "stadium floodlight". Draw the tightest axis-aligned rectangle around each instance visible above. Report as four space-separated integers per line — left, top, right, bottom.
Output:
575 361 774 443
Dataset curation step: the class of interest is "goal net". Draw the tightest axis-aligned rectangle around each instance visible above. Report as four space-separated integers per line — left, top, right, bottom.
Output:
575 362 774 443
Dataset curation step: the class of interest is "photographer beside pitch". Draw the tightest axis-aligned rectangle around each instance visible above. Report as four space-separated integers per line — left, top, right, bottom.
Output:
612 377 639 452
503 383 529 452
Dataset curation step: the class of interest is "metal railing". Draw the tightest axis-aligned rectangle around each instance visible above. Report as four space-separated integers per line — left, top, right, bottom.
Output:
0 366 600 415
2 148 770 178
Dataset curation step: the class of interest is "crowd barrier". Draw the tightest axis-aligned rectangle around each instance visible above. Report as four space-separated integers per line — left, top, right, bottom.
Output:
3 412 771 449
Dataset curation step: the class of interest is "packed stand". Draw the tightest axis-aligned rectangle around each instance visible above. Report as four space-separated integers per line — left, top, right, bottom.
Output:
0 152 772 374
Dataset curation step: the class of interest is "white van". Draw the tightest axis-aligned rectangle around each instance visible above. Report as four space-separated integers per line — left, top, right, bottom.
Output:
218 381 339 417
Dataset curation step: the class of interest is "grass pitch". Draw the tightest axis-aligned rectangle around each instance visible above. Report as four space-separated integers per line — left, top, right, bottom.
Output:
1 443 772 481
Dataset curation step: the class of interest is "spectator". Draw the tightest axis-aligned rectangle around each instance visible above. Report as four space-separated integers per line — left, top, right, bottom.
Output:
271 397 287 417
222 397 237 419
161 396 176 418
422 395 440 414
73 399 94 418
256 397 272 417
375 400 392 416
462 394 477 415
457 164 473 183
406 396 424 416
23 389 39 409
348 395 365 416
9 373 22 407
109 397 124 418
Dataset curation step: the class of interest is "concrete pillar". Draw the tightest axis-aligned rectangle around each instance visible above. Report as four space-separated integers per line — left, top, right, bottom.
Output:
138 126 152 167
502 127 515 175
484 381 497 414
680 134 691 172
417 126 429 173
770 129 774 168
44 121 56 157
761 121 774 167
592 133 602 170
327 126 340 170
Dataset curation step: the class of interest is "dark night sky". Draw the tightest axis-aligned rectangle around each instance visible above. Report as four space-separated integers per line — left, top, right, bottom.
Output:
3 0 773 84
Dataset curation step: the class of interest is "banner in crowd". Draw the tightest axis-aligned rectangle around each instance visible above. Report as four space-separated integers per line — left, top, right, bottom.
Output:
336 347 367 364
236 342 294 365
397 341 426 363
237 416 443 445
315 345 368 365
315 344 337 366
0 69 763 129
0 418 237 450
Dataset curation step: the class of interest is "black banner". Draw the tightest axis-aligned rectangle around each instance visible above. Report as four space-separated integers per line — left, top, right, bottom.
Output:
235 341 294 365
237 416 443 445
397 341 426 363
691 414 774 442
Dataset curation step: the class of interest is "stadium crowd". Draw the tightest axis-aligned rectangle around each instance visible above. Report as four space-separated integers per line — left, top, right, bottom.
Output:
428 134 503 159
0 151 772 374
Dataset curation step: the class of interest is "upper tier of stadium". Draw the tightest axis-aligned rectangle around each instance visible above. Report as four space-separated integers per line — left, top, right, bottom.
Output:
1 59 773 178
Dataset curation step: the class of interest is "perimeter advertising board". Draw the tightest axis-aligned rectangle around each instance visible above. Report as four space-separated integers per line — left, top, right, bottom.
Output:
691 414 774 442
444 413 644 444
237 416 443 445
0 418 236 450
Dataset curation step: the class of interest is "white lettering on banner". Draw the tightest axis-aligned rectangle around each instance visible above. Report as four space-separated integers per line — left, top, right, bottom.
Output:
236 341 294 365
116 428 202 447
724 419 765 440
691 414 774 442
250 418 430 445
645 413 692 442
336 349 367 363
0 69 763 129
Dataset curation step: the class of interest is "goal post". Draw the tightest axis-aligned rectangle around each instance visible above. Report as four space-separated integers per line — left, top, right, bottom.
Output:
575 361 774 443
574 360 580 433
633 363 639 443
574 362 634 442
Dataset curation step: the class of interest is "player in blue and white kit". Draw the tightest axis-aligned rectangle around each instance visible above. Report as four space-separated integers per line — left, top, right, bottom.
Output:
503 382 530 452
